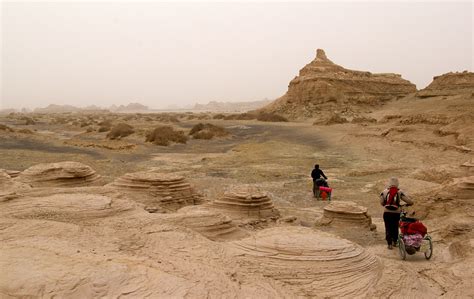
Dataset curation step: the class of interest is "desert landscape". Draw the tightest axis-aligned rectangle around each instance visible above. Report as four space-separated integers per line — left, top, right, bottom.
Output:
1 48 473 297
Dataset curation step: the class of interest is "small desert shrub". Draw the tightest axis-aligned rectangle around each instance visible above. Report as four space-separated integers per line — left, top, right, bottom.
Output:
212 113 226 120
351 116 377 124
21 116 36 125
18 128 34 134
86 127 94 133
106 123 135 140
98 120 113 132
313 113 348 125
379 114 402 123
145 126 188 146
0 124 14 132
256 112 288 122
189 123 229 140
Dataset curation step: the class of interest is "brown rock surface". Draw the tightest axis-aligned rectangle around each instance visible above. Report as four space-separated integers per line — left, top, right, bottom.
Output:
211 185 279 220
417 71 474 97
318 201 375 229
109 171 203 210
260 49 416 119
0 170 31 201
15 161 100 187
162 206 249 241
229 227 382 297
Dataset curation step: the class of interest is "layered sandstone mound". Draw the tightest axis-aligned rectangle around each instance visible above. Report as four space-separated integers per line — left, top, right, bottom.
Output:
162 206 249 241
260 49 416 119
417 71 474 97
15 162 100 187
110 171 202 210
229 227 382 297
318 201 376 229
211 185 279 220
0 193 134 221
442 176 474 200
0 170 31 201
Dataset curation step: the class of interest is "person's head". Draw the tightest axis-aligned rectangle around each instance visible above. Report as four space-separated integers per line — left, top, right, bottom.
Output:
314 164 319 169
388 177 399 188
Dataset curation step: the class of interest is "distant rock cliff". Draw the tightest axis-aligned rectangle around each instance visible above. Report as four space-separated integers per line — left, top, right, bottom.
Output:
260 49 417 119
417 71 474 98
193 100 272 113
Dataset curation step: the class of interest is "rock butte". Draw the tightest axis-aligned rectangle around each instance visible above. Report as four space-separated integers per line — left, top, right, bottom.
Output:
15 161 100 188
229 227 382 297
319 201 376 229
109 171 203 210
417 71 474 98
211 185 279 220
260 49 417 119
162 206 249 241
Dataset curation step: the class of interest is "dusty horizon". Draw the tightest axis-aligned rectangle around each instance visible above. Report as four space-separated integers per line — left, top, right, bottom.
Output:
1 1 473 110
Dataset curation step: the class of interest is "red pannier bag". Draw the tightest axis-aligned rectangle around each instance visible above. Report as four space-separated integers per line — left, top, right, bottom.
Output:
406 221 427 237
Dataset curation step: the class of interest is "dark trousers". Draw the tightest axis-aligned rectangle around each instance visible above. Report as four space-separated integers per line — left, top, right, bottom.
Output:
312 180 319 197
383 212 400 245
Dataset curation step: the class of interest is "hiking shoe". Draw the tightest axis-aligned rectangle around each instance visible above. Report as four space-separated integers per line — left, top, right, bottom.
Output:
387 244 393 250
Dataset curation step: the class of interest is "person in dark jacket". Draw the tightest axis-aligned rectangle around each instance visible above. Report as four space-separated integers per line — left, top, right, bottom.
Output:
311 164 328 198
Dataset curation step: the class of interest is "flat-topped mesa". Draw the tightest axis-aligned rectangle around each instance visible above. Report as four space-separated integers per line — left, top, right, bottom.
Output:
211 185 279 220
417 71 474 98
110 171 203 210
162 206 249 241
14 162 100 188
229 227 382 297
318 201 376 230
259 49 417 119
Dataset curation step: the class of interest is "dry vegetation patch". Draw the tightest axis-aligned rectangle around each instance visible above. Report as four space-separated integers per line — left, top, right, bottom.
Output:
0 124 14 132
256 112 288 122
189 123 230 139
145 126 188 146
106 123 135 140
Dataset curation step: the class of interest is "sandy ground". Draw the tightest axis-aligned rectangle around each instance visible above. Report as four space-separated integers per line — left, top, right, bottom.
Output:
0 94 473 297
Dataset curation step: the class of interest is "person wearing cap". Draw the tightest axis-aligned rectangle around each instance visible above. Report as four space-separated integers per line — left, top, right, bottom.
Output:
380 177 414 249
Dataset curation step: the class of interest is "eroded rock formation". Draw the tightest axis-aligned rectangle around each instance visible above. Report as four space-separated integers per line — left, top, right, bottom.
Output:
318 201 376 230
417 71 474 97
211 185 279 220
260 49 416 119
162 206 249 241
229 227 382 297
15 161 100 187
109 171 203 210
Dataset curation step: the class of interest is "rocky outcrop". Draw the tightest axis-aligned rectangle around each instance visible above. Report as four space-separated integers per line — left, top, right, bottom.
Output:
109 171 203 210
15 162 100 187
211 185 279 220
0 193 134 221
260 49 416 119
318 201 376 230
162 206 249 241
0 170 31 201
229 227 382 297
417 71 474 98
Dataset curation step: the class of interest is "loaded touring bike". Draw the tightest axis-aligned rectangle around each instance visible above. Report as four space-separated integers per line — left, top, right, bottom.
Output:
397 206 433 260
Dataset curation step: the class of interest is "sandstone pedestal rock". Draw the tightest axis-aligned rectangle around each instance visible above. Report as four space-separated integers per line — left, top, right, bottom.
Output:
163 206 249 241
211 185 279 220
15 161 100 187
260 49 416 119
319 201 375 229
110 171 202 210
229 227 382 297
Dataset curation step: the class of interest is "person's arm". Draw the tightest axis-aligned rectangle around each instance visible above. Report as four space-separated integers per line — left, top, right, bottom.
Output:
320 170 328 180
380 190 386 206
400 191 414 206
311 169 316 179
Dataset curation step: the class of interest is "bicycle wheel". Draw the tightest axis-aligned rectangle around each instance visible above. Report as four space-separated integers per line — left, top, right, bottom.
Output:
398 235 406 260
424 236 433 260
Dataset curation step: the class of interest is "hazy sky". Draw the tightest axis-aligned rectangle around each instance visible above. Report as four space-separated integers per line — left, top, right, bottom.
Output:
1 1 473 110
